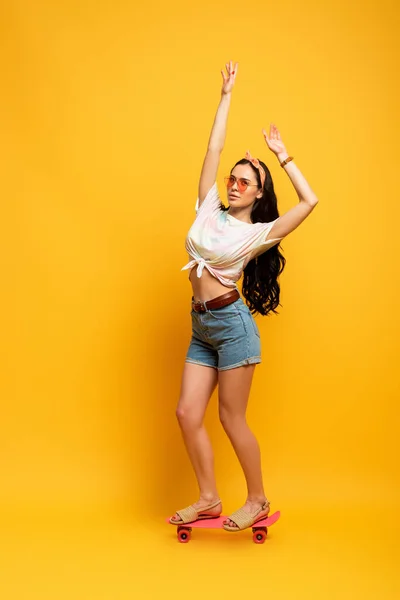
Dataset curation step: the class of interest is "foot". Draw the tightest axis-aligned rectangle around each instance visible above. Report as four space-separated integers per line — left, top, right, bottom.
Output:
223 497 270 530
170 497 222 524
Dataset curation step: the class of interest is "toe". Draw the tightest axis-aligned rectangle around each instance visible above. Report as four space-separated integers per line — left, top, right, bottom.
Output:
226 519 238 529
170 513 180 523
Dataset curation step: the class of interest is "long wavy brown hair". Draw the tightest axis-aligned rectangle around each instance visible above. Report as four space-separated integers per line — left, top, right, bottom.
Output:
221 158 286 316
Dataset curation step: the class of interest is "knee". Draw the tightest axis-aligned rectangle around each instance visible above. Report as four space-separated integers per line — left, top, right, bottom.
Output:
219 406 235 432
219 405 246 433
176 404 201 430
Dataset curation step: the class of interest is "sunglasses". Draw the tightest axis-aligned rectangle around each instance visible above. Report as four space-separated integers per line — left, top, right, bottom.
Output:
224 175 260 193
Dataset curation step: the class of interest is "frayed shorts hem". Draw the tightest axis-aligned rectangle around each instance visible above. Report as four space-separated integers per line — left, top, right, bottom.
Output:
185 357 261 371
218 357 261 371
185 359 217 369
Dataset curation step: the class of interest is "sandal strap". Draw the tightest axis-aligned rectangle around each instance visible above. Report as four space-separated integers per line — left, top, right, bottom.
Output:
227 500 270 531
175 505 198 524
175 499 221 524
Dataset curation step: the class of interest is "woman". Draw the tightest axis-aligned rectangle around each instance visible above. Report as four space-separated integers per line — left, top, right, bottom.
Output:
170 61 318 532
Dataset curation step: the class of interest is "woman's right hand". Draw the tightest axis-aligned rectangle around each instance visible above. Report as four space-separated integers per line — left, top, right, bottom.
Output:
221 60 238 95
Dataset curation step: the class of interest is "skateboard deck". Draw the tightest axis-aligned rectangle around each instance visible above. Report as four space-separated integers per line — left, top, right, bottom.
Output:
167 510 280 543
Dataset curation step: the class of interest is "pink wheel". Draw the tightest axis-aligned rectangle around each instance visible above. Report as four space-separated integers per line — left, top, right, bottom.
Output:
253 528 267 544
177 527 191 543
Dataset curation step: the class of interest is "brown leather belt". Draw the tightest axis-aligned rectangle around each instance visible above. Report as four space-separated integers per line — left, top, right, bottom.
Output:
191 289 240 313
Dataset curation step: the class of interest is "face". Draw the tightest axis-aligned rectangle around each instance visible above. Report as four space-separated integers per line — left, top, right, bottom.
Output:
226 165 263 209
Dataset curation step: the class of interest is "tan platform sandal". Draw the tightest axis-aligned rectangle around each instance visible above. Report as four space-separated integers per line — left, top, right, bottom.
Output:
169 499 222 525
222 499 270 532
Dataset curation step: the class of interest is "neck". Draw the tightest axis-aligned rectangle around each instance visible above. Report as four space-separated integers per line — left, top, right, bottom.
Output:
227 206 253 224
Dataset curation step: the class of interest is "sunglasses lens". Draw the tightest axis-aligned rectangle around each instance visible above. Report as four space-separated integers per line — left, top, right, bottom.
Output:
225 176 249 192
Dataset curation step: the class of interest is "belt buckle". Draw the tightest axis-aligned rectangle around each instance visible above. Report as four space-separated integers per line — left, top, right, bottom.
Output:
197 300 206 313
192 299 207 313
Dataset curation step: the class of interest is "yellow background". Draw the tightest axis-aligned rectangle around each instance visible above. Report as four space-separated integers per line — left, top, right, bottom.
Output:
1 0 399 598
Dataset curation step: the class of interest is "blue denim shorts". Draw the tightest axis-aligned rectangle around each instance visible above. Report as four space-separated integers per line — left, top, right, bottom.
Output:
185 295 261 371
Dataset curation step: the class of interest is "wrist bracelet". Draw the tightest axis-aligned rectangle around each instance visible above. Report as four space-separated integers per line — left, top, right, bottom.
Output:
280 156 294 168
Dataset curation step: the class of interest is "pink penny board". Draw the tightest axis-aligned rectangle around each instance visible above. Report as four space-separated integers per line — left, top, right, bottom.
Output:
167 510 280 544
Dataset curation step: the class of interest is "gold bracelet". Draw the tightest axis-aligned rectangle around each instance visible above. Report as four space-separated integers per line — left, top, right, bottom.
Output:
280 156 294 168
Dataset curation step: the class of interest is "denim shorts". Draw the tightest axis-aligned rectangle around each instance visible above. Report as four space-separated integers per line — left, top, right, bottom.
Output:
185 296 261 371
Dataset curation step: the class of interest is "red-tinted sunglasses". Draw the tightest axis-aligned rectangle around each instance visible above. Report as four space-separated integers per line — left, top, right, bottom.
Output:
224 175 260 193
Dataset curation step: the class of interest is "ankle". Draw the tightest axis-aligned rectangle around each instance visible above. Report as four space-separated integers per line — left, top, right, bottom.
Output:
247 494 269 506
199 493 220 503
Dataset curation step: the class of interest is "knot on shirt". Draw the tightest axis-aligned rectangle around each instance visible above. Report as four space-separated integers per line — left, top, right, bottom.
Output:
181 257 211 278
196 259 207 278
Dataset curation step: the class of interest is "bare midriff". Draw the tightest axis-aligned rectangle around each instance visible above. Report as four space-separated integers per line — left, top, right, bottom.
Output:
189 266 237 304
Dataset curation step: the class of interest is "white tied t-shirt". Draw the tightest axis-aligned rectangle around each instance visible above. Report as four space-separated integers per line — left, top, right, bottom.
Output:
181 182 283 288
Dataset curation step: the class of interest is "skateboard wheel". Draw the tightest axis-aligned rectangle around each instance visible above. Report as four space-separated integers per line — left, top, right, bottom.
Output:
253 529 267 544
177 528 191 543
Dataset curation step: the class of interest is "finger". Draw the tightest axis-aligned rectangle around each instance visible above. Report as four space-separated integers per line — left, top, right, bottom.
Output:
221 70 227 83
225 63 230 76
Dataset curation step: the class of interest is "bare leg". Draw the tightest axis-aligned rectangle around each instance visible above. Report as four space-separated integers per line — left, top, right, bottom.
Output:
171 362 222 522
218 365 269 528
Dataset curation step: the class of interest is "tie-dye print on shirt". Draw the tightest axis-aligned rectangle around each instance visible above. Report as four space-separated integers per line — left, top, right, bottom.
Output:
181 182 283 288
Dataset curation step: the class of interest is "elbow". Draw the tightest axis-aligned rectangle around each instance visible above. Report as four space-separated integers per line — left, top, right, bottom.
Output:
300 194 319 207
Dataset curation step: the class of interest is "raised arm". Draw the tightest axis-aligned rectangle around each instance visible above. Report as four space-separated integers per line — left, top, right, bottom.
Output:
198 61 238 206
262 123 319 242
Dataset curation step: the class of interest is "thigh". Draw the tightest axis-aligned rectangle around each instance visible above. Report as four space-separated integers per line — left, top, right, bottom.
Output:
218 364 256 417
186 312 218 369
177 362 219 421
205 299 261 370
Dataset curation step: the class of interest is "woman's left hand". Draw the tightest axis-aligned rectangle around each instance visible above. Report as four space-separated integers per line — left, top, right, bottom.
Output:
262 123 287 156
